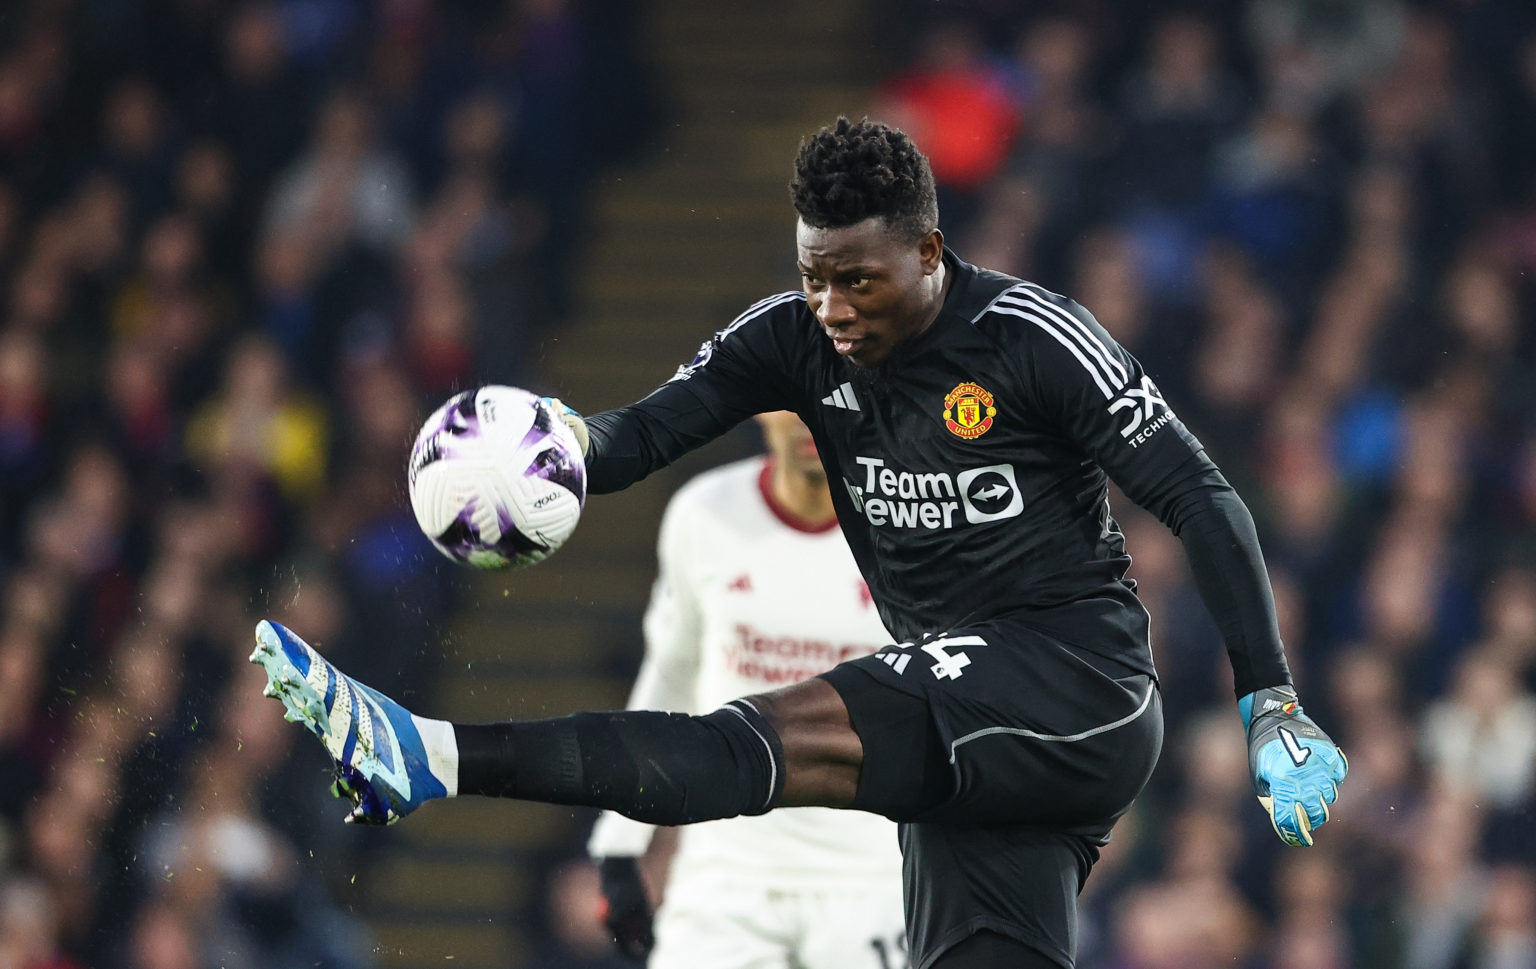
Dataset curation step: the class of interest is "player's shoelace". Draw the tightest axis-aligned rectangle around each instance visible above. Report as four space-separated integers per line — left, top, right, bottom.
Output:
250 619 439 824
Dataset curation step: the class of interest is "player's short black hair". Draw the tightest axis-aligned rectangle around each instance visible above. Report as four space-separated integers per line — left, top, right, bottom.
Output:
791 117 939 241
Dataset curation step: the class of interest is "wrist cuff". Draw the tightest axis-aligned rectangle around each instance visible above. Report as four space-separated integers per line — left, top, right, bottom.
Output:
1240 685 1300 731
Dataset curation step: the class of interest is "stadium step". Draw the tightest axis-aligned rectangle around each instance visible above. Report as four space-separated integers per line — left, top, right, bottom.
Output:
373 0 878 964
430 671 631 723
368 921 522 969
391 800 580 854
369 854 524 913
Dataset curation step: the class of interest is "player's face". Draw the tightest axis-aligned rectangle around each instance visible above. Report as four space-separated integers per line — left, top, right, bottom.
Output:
797 218 945 368
755 410 822 478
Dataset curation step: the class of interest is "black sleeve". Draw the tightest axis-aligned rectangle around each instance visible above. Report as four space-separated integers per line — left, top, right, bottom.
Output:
1016 285 1291 698
1142 465 1293 698
583 295 804 493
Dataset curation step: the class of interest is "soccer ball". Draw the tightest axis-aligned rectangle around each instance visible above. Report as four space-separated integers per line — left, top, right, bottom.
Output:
407 386 587 569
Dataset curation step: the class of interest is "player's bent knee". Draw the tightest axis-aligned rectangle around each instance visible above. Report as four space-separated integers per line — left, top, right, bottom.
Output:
745 678 863 808
819 662 956 820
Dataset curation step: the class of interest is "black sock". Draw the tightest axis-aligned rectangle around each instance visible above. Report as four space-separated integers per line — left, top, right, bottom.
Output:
930 932 1061 969
453 700 786 824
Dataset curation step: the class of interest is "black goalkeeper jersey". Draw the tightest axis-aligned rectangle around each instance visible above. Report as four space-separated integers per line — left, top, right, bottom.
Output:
586 250 1291 694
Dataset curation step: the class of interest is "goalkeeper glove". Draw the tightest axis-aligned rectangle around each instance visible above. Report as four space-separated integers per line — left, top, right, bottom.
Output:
597 856 654 960
541 396 590 456
1240 685 1347 847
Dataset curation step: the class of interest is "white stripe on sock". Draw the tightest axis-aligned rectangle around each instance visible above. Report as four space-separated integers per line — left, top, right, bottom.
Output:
417 716 460 797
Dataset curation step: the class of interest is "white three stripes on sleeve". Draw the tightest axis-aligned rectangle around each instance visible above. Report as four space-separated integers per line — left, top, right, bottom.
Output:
670 291 804 384
982 286 1128 400
717 291 805 342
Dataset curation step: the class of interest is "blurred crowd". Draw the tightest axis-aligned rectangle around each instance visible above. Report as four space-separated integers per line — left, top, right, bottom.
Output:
5 0 1536 967
0 1 653 967
875 1 1536 967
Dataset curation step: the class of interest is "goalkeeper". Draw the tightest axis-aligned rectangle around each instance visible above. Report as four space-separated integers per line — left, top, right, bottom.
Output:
252 118 1346 969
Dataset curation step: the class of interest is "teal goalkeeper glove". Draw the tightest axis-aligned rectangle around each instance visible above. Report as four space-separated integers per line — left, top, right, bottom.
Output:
541 396 590 456
1240 685 1347 847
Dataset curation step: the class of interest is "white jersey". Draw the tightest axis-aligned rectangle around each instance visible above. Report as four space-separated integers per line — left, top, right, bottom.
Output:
588 457 902 887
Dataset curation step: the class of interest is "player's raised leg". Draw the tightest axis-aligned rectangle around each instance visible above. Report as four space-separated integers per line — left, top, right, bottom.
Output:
251 620 868 826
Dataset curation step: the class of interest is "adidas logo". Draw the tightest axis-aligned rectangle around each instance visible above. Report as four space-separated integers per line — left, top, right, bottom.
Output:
821 381 860 411
878 651 911 674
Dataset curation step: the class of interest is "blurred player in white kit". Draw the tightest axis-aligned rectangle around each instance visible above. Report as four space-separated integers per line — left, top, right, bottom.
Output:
587 410 907 969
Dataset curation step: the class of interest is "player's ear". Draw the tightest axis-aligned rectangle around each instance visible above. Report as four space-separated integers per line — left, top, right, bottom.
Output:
918 229 944 275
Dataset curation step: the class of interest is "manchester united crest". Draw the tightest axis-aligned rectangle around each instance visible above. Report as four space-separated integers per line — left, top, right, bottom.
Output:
942 382 997 440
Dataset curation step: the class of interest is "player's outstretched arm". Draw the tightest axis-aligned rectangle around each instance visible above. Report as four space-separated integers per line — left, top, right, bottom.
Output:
547 299 801 495
1010 291 1350 844
1153 473 1349 844
1012 291 1350 844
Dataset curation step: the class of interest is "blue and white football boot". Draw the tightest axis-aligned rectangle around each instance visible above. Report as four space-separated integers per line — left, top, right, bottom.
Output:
251 620 454 824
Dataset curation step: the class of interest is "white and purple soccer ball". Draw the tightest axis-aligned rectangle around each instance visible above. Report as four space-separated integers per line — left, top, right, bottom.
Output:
407 386 586 569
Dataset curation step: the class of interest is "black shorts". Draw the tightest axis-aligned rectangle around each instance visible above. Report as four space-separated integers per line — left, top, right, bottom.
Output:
819 616 1163 969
